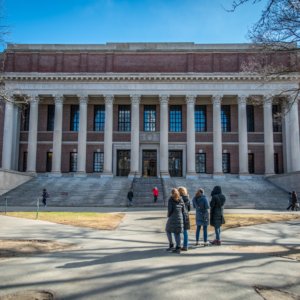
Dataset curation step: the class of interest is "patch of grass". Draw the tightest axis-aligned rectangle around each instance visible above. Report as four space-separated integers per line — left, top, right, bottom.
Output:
190 213 300 232
2 212 125 230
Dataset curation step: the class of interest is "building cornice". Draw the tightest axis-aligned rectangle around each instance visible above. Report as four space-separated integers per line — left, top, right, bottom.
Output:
2 72 300 83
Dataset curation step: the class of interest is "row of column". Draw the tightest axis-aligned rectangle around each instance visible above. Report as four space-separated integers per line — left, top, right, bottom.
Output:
2 94 300 177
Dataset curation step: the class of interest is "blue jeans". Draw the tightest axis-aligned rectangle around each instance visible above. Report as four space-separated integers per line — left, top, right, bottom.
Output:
215 227 221 241
196 225 208 242
166 231 181 247
183 230 189 248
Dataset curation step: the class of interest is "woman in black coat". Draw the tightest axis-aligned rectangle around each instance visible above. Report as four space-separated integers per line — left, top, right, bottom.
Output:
165 188 185 254
210 185 226 245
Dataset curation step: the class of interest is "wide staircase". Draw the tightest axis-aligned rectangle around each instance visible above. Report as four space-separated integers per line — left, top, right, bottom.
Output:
163 176 289 210
1 176 132 207
132 177 165 206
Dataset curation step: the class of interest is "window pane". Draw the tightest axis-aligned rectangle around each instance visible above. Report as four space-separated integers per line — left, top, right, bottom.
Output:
248 153 254 173
93 152 104 172
169 105 182 132
70 105 79 131
247 105 255 132
222 153 230 173
46 152 52 172
94 105 105 131
21 105 30 131
47 105 55 131
196 153 206 173
118 105 131 132
272 105 282 132
195 105 207 132
221 105 231 132
144 105 156 132
70 152 77 172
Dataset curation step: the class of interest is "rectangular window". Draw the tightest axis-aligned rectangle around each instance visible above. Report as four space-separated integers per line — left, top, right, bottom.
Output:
46 152 52 172
274 153 279 174
94 105 105 131
93 152 104 172
70 105 79 131
22 151 28 172
169 105 182 132
248 153 254 174
70 152 78 172
21 105 30 131
196 153 206 173
195 105 207 132
118 105 131 132
47 105 55 131
221 105 231 132
144 105 156 132
272 105 282 132
247 105 255 132
222 153 231 173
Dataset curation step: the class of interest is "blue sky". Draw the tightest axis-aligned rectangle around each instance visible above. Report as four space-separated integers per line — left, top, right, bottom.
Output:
2 0 267 47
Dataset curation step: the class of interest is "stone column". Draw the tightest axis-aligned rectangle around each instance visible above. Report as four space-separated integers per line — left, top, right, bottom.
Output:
159 94 170 178
238 95 250 177
2 100 15 170
51 95 64 176
212 95 223 177
263 95 275 175
102 95 114 177
27 95 39 173
287 96 300 172
282 101 291 172
76 95 88 175
186 95 197 178
129 94 141 178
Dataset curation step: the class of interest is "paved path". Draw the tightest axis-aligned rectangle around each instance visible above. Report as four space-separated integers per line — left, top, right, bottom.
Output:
0 210 299 299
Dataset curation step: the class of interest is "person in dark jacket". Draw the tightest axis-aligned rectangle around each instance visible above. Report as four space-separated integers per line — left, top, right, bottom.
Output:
287 191 299 211
127 189 134 207
178 186 190 251
165 188 185 254
42 188 49 207
210 185 226 245
192 188 209 246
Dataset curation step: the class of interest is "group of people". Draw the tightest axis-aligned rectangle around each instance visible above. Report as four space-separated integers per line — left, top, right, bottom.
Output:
165 185 226 254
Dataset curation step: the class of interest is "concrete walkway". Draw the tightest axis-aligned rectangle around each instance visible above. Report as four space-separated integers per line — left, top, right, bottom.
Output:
0 210 299 299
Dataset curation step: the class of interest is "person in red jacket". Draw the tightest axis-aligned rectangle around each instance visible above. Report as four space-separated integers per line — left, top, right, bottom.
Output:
152 187 159 203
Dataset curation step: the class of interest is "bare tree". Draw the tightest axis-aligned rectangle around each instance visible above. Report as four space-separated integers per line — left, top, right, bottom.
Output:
229 0 300 113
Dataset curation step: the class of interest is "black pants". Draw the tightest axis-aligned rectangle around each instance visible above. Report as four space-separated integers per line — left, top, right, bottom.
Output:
153 196 157 203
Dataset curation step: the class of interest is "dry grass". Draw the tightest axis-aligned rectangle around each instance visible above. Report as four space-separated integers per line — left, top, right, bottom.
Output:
2 212 125 230
190 213 300 232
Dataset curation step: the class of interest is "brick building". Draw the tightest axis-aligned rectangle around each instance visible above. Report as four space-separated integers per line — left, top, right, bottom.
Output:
1 43 300 178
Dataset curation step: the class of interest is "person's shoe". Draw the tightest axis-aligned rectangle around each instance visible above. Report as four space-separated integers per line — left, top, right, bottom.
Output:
210 240 219 245
203 242 209 247
181 247 188 251
195 242 199 246
172 247 181 254
166 244 175 251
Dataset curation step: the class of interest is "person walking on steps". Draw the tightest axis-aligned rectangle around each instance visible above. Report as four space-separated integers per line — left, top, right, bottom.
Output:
127 189 134 207
165 188 185 254
210 185 226 246
178 186 191 251
42 188 49 207
193 188 209 247
152 187 159 203
287 191 299 211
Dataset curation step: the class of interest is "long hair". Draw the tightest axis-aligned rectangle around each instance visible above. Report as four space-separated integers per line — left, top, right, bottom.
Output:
177 186 188 196
195 188 204 198
171 188 181 201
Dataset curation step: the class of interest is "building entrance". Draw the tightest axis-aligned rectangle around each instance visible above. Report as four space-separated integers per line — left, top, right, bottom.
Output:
169 150 183 177
142 150 157 177
117 150 131 176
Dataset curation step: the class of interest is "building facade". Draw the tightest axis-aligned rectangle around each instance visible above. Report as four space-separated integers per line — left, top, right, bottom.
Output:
1 43 300 178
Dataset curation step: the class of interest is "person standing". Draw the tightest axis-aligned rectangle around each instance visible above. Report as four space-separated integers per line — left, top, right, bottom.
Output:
192 188 209 246
127 189 134 207
178 186 191 251
152 187 159 203
210 186 226 246
165 188 185 254
287 191 299 211
42 188 49 207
